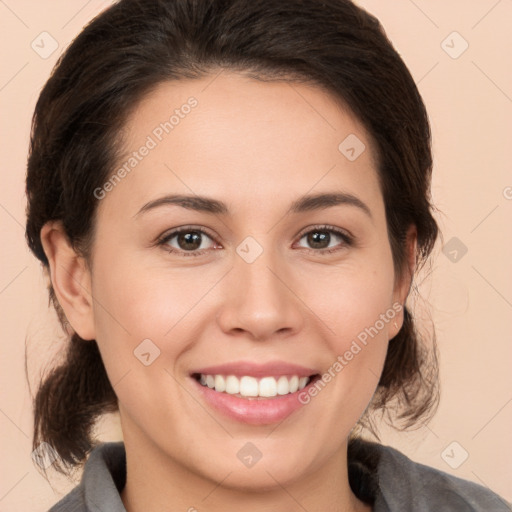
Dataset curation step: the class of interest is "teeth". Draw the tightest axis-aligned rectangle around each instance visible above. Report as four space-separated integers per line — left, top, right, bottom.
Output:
276 376 290 395
206 375 215 388
225 375 240 394
259 377 277 397
240 376 259 397
214 375 226 392
289 375 299 393
197 374 311 397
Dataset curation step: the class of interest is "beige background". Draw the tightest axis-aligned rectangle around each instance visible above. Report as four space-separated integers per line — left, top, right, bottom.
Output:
1 0 511 510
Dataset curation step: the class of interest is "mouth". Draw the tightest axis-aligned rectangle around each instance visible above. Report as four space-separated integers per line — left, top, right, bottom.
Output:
189 362 322 425
189 360 323 424
191 372 321 400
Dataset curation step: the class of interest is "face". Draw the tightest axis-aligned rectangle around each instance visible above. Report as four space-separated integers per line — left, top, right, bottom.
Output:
68 72 410 490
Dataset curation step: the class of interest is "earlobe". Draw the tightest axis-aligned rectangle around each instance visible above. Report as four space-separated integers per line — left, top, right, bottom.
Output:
40 221 96 340
402 224 418 299
406 225 418 288
390 224 417 338
397 224 417 301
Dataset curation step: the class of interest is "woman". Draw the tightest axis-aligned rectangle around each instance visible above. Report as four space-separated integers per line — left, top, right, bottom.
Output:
25 0 508 510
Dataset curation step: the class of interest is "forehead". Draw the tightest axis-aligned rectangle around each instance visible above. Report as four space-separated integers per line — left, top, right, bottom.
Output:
99 71 383 219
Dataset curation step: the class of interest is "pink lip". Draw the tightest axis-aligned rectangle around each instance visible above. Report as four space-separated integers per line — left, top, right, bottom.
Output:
192 376 319 425
191 360 317 378
189 361 320 425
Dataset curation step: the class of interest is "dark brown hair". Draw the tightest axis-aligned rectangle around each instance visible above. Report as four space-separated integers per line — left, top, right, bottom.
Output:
26 0 439 479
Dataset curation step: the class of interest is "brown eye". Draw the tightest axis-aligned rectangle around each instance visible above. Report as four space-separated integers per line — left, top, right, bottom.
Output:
306 231 331 249
176 231 203 251
296 226 353 253
160 227 217 255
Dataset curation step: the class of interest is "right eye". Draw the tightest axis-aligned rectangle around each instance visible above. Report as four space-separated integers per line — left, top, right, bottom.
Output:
157 226 222 257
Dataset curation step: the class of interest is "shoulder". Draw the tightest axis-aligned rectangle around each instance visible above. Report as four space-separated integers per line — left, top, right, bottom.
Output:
48 486 86 512
370 441 510 511
48 441 126 512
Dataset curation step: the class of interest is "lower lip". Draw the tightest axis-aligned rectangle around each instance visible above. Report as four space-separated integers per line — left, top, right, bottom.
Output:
192 377 316 425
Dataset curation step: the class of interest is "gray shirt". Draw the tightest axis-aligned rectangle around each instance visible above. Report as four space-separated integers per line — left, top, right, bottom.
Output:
48 441 510 511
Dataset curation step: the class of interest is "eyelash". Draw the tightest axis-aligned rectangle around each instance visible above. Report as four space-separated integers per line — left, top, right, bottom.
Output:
156 226 220 258
156 224 354 258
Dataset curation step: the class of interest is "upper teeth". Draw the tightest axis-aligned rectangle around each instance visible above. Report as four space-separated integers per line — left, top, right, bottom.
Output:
198 374 310 397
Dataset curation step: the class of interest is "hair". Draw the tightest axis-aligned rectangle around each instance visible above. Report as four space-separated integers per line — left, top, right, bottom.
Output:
25 0 439 494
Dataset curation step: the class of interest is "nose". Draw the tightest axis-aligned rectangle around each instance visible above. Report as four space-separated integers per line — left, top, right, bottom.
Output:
216 248 305 341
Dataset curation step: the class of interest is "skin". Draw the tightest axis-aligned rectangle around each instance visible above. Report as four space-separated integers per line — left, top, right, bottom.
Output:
41 71 416 512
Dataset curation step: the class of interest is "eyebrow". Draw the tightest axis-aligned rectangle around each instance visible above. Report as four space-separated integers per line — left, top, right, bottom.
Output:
289 192 372 218
135 192 372 218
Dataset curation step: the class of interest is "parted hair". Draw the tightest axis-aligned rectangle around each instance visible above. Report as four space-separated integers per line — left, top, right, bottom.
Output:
25 0 439 491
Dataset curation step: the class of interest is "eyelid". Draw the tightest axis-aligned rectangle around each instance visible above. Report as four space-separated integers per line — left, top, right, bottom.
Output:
156 225 221 256
294 224 353 242
157 225 218 243
291 227 354 257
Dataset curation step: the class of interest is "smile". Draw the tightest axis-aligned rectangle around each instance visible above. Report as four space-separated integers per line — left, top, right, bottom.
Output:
194 373 313 399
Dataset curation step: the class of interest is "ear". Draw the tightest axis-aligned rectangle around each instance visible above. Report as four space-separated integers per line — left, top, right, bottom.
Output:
40 221 96 340
389 224 417 339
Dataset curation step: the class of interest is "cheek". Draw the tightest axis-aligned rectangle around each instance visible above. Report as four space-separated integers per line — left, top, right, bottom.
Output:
88 260 196 428
304 254 396 347
298 248 396 401
91 253 212 339
88 256 183 382
88 251 230 396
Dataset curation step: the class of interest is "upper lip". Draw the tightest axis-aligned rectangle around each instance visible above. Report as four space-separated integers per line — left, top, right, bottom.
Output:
191 360 319 378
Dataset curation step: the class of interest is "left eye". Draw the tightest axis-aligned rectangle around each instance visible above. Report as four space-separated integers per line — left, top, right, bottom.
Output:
163 229 216 252
296 228 350 250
